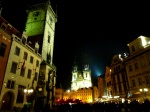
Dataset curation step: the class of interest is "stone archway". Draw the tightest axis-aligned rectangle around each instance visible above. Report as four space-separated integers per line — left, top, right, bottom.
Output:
1 91 14 111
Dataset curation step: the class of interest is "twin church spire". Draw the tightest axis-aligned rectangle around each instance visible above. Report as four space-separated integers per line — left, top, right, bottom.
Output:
71 55 92 91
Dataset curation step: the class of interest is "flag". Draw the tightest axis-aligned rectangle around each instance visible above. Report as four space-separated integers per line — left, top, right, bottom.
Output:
21 60 25 69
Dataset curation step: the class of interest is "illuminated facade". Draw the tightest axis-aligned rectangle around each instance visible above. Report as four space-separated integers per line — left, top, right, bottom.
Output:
124 36 150 100
71 57 92 91
55 88 64 100
0 30 41 110
105 66 112 98
62 86 99 103
109 54 128 98
25 1 57 109
97 74 106 98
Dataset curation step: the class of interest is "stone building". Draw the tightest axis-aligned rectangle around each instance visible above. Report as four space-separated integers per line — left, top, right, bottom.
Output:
0 16 17 94
0 30 41 110
124 36 150 100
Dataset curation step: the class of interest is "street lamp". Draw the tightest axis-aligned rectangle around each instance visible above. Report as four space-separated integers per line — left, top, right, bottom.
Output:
139 88 148 100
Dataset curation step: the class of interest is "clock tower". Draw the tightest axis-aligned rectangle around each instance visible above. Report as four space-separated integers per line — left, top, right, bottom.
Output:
24 1 57 110
25 1 57 65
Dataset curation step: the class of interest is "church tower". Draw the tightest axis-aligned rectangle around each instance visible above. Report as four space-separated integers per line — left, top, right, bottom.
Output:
82 55 92 88
24 1 57 109
71 56 92 91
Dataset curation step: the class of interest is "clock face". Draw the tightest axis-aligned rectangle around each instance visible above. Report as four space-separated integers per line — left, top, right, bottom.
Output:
33 11 40 17
38 87 42 91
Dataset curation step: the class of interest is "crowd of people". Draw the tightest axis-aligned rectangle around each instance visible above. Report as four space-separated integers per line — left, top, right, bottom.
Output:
53 99 150 112
12 98 150 112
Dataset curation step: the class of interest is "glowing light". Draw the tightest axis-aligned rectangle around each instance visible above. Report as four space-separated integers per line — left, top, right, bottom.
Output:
67 90 70 92
122 98 125 103
140 36 147 47
114 96 120 98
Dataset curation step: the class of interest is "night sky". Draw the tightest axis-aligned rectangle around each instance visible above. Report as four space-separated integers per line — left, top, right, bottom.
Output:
2 0 150 90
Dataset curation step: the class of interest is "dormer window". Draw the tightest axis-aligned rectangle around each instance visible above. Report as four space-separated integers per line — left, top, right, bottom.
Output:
132 46 135 52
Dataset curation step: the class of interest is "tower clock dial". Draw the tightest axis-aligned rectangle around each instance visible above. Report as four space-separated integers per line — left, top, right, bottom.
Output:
33 11 40 17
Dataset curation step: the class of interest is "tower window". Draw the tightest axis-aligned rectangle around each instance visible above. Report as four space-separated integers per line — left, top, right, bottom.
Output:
48 35 50 43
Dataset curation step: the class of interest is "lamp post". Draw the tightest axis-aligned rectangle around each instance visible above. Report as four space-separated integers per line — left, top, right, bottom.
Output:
139 88 148 100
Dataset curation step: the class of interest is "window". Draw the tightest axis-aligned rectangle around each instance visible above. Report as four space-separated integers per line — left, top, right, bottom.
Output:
114 85 117 92
30 56 33 63
48 31 51 43
48 35 50 43
123 83 127 91
34 72 38 81
138 78 142 85
118 84 122 91
27 69 32 79
20 68 25 76
14 46 20 56
23 52 28 60
117 75 120 82
113 77 116 83
131 79 136 87
129 65 132 72
16 85 25 103
36 60 39 67
147 54 150 65
131 46 135 52
10 62 18 74
0 42 7 57
145 76 150 84
138 42 142 49
134 63 138 69
140 57 146 67
6 80 15 89
122 72 125 81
